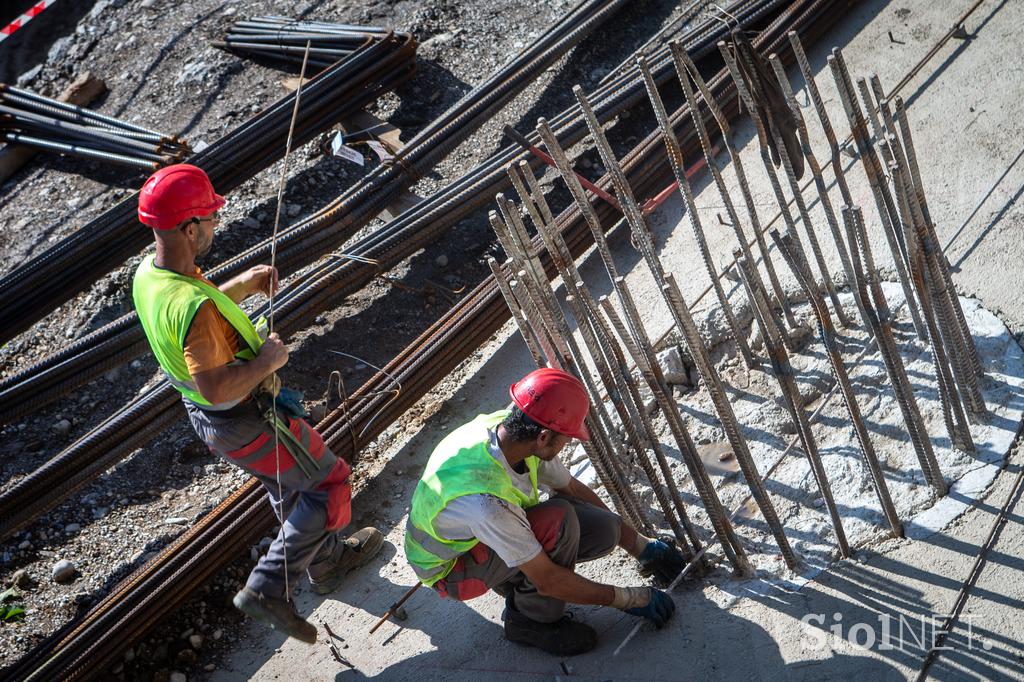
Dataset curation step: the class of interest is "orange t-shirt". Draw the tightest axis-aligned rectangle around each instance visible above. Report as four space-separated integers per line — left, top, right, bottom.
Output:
182 268 240 377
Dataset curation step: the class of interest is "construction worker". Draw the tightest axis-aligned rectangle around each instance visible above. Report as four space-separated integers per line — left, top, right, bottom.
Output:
131 164 383 644
405 368 683 656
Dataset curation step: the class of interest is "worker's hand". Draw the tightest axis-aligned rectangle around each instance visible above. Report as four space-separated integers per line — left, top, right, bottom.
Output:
610 586 675 628
260 333 289 372
638 538 686 584
242 264 279 298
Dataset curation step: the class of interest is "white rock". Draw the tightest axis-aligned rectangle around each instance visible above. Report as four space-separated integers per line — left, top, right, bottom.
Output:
435 254 449 268
53 419 72 437
169 673 187 682
64 523 81 533
52 559 76 583
189 634 203 650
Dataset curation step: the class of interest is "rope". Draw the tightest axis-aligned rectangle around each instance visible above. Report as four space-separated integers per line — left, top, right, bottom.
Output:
266 39 312 603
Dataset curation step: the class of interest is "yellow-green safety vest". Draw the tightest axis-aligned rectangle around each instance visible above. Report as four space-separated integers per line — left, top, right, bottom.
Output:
132 255 266 409
404 410 541 586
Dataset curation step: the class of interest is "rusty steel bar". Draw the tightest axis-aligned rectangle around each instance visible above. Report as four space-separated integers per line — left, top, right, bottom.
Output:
661 272 799 568
599 294 749 574
673 43 799 330
885 149 974 452
488 258 549 367
735 253 852 555
842 207 947 494
767 53 869 331
760 235 903 536
637 55 757 368
724 38 851 328
894 97 986 409
827 48 926 340
510 162 704 556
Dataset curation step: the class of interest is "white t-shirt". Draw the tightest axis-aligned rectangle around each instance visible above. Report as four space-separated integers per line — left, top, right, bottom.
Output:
431 427 572 568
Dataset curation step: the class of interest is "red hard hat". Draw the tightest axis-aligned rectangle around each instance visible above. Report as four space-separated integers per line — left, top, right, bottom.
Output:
138 164 225 230
509 368 590 441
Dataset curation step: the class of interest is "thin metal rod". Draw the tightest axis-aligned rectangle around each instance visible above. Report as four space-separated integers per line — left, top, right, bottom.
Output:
735 254 851 556
637 55 757 368
827 48 927 340
673 42 798 330
760 234 903 536
662 272 798 568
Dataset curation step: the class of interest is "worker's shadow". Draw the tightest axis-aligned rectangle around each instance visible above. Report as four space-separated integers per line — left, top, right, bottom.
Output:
329 579 904 681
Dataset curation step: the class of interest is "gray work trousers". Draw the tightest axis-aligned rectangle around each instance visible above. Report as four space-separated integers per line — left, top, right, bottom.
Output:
435 495 621 623
186 399 353 599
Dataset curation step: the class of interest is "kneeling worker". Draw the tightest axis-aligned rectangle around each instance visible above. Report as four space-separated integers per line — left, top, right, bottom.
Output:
132 164 383 643
405 368 683 655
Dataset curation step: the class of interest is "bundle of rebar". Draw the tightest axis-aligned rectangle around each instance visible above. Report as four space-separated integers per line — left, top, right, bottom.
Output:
0 84 190 170
4 4 852 677
214 16 411 71
0 33 417 346
0 0 783 425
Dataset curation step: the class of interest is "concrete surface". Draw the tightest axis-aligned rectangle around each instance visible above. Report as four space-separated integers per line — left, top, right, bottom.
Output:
213 0 1024 679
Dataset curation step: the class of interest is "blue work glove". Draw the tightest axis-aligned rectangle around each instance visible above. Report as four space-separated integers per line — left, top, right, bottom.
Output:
639 538 686 584
273 387 309 420
612 587 676 628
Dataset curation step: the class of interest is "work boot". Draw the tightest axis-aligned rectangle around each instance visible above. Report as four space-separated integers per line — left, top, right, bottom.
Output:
232 587 317 644
308 526 385 595
503 602 597 656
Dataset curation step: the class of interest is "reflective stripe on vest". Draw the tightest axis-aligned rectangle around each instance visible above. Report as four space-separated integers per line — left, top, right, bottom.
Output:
132 255 267 407
404 410 540 586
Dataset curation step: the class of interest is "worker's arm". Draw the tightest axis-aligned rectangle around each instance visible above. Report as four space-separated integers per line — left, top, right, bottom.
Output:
517 549 614 605
556 476 640 556
217 265 278 303
192 333 288 405
555 476 686 582
517 550 675 627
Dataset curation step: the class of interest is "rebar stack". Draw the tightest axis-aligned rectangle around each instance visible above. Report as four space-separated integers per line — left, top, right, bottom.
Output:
214 16 411 72
0 84 190 170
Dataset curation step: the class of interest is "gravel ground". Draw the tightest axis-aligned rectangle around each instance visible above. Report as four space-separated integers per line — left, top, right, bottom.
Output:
0 0 694 678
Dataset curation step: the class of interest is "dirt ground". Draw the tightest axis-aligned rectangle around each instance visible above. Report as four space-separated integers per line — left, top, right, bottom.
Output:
2 0 1024 679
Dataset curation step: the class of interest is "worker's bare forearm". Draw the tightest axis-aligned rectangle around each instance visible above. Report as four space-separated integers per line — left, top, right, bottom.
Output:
192 355 273 404
217 274 253 303
561 478 640 557
519 553 614 606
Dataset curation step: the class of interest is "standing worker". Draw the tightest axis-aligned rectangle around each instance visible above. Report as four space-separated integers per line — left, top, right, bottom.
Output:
404 368 683 656
132 164 383 643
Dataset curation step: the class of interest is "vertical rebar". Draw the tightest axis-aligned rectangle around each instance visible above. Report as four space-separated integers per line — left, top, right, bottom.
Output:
759 236 904 536
661 272 799 568
841 207 948 495
734 254 852 555
637 55 757 368
600 294 751 574
827 48 926 340
510 161 705 556
722 39 851 328
767 52 870 332
488 257 549 367
673 43 798 330
886 151 975 451
894 97 986 405
787 32 853 207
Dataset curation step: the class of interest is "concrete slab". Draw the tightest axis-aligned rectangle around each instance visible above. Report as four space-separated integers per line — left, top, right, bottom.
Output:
213 0 1024 679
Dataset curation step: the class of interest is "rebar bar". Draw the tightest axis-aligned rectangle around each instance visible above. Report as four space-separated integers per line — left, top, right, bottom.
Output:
827 48 926 340
759 235 903 536
894 97 986 410
637 55 757 368
841 207 947 494
723 39 851 327
735 254 851 554
767 52 869 330
672 43 799 330
885 148 974 451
